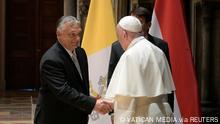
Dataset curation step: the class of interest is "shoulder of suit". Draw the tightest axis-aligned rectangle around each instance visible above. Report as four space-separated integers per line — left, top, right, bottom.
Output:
76 47 85 53
151 35 168 45
75 47 88 58
112 41 120 46
41 42 67 62
112 41 123 49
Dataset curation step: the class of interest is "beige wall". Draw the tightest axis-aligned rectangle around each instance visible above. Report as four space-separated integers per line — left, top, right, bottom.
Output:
0 0 5 91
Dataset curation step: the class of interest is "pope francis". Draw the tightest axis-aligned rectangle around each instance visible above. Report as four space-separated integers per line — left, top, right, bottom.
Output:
105 16 176 124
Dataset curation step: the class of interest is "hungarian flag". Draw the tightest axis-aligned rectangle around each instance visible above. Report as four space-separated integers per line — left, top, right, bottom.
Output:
149 0 201 123
82 0 117 124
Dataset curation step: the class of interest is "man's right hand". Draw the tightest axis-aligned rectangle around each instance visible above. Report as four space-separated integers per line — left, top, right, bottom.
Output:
93 98 113 115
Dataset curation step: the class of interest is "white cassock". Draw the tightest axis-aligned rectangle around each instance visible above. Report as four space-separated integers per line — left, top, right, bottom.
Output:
105 36 176 124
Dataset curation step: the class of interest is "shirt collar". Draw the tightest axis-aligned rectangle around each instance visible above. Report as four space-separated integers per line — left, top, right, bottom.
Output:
64 48 76 57
127 36 145 50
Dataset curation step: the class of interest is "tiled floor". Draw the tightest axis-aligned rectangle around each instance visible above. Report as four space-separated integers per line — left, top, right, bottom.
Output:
0 91 37 124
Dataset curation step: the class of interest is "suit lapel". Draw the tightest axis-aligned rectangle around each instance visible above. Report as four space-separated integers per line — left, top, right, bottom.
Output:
57 42 83 81
75 49 83 79
75 48 89 91
147 34 153 43
57 43 89 92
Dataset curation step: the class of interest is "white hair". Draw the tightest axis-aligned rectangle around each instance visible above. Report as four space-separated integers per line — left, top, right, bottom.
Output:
56 16 80 32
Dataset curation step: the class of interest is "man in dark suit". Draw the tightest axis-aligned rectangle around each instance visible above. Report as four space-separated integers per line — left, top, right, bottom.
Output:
107 7 174 111
34 16 113 124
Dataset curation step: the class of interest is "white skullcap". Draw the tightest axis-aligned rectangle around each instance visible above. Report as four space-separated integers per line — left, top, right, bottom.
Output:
118 16 142 33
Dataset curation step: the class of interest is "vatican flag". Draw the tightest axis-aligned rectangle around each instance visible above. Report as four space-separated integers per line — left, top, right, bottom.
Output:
82 0 117 124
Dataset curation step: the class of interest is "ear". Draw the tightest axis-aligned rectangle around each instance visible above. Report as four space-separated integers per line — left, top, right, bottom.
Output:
122 30 127 39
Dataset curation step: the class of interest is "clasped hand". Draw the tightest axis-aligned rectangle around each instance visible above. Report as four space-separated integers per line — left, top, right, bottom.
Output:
93 96 113 115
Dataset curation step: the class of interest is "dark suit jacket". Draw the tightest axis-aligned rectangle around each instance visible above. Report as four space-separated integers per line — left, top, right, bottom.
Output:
107 35 174 111
34 42 96 124
107 41 124 85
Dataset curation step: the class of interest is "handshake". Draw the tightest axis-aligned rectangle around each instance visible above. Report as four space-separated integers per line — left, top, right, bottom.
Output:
93 96 114 115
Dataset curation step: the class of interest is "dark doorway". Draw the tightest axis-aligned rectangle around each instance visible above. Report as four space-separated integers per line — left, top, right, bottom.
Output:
6 0 63 90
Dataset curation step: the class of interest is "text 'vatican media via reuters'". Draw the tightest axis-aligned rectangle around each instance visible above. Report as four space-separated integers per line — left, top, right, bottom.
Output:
119 116 219 123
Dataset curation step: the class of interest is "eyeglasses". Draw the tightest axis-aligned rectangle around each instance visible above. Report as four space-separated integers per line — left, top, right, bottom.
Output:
66 32 81 39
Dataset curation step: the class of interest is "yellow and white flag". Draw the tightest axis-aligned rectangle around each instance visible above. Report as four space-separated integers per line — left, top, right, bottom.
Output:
82 0 117 124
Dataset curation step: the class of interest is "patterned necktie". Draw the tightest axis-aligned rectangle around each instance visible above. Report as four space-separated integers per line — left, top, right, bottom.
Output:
71 53 82 79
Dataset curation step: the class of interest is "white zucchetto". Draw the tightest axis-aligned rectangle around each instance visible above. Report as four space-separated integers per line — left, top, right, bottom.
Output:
118 16 142 33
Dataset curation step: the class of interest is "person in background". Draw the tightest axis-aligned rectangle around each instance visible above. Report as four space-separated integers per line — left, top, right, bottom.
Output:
105 16 175 124
34 16 113 124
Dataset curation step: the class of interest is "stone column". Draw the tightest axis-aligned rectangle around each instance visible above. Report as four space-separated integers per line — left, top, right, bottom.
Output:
211 2 220 110
114 0 129 22
200 3 212 104
0 0 5 92
200 1 220 115
64 0 77 16
78 0 90 29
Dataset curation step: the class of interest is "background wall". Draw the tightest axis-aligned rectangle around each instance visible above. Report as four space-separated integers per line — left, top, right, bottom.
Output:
191 0 220 115
0 0 5 92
